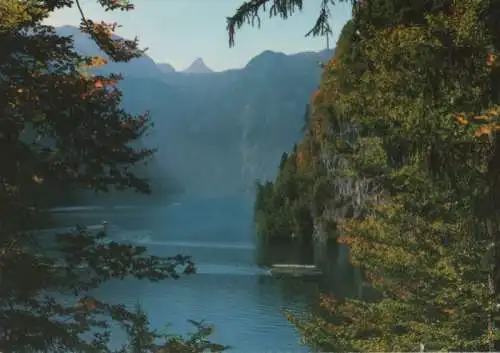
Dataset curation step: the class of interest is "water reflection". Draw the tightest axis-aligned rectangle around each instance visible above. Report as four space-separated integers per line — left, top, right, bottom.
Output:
257 237 365 301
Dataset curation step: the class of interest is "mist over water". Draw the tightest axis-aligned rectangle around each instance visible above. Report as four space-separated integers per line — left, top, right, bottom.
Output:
52 195 315 352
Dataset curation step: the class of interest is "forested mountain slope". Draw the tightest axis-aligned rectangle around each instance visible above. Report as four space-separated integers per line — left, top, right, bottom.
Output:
249 0 500 350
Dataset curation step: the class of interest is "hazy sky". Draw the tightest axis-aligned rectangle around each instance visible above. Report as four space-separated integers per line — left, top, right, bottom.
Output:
45 0 352 71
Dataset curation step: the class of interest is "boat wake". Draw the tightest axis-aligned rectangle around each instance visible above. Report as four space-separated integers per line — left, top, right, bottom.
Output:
109 228 254 250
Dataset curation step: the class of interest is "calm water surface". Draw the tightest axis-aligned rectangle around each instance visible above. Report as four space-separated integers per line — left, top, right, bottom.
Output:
52 195 328 352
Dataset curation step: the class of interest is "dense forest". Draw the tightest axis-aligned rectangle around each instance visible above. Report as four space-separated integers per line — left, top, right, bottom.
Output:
0 0 226 351
7 0 500 351
245 0 500 351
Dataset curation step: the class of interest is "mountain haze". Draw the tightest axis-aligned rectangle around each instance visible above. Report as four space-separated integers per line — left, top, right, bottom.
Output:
183 58 213 73
55 25 333 199
157 63 176 73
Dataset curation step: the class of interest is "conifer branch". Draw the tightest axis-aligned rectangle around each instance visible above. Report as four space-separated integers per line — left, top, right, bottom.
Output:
74 0 90 32
227 0 352 47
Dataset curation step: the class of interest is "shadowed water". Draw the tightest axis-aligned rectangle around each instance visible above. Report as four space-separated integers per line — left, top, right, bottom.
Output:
51 195 322 352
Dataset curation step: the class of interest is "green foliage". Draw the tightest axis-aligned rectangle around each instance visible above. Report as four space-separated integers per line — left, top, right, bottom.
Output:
0 0 223 352
226 0 354 47
118 305 229 353
238 0 500 351
253 139 332 241
254 154 311 240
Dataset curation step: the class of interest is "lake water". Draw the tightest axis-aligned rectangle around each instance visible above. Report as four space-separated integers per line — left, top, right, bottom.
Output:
51 195 345 352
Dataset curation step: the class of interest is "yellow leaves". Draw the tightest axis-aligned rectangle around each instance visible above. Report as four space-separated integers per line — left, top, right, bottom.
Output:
471 108 500 127
457 0 486 34
326 57 339 71
453 113 468 126
91 21 116 37
473 123 500 137
486 107 500 116
386 26 427 47
0 0 45 30
367 25 430 60
427 0 485 46
89 56 108 68
470 107 500 137
79 76 118 100
319 293 338 312
78 73 119 100
80 56 108 71
472 114 490 121
452 107 500 138
32 175 44 184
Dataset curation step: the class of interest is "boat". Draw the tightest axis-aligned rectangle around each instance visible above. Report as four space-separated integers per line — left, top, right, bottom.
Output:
270 264 323 278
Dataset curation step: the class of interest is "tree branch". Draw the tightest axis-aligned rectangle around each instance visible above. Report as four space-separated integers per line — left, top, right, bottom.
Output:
227 0 352 47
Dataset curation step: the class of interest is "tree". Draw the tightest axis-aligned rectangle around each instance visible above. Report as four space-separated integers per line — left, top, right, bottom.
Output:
119 305 228 353
0 0 225 351
230 0 500 350
226 0 354 47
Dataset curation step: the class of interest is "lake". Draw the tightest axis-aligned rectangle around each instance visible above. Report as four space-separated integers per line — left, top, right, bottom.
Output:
51 195 357 352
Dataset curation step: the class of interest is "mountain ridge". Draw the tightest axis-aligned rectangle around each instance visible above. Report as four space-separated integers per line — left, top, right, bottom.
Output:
183 58 213 74
157 63 176 73
54 25 331 77
53 24 334 197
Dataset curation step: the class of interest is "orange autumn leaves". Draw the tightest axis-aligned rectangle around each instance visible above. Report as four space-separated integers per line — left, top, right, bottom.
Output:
11 65 117 105
80 20 117 38
452 107 500 137
487 53 497 67
78 55 116 99
80 56 108 70
453 113 469 126
79 19 142 62
473 123 500 137
76 297 98 311
451 49 500 138
311 57 339 106
80 75 119 100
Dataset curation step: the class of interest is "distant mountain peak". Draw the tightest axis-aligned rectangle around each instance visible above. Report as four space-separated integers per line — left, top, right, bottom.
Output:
245 50 286 68
157 62 176 73
244 49 335 71
183 58 213 74
53 25 164 78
